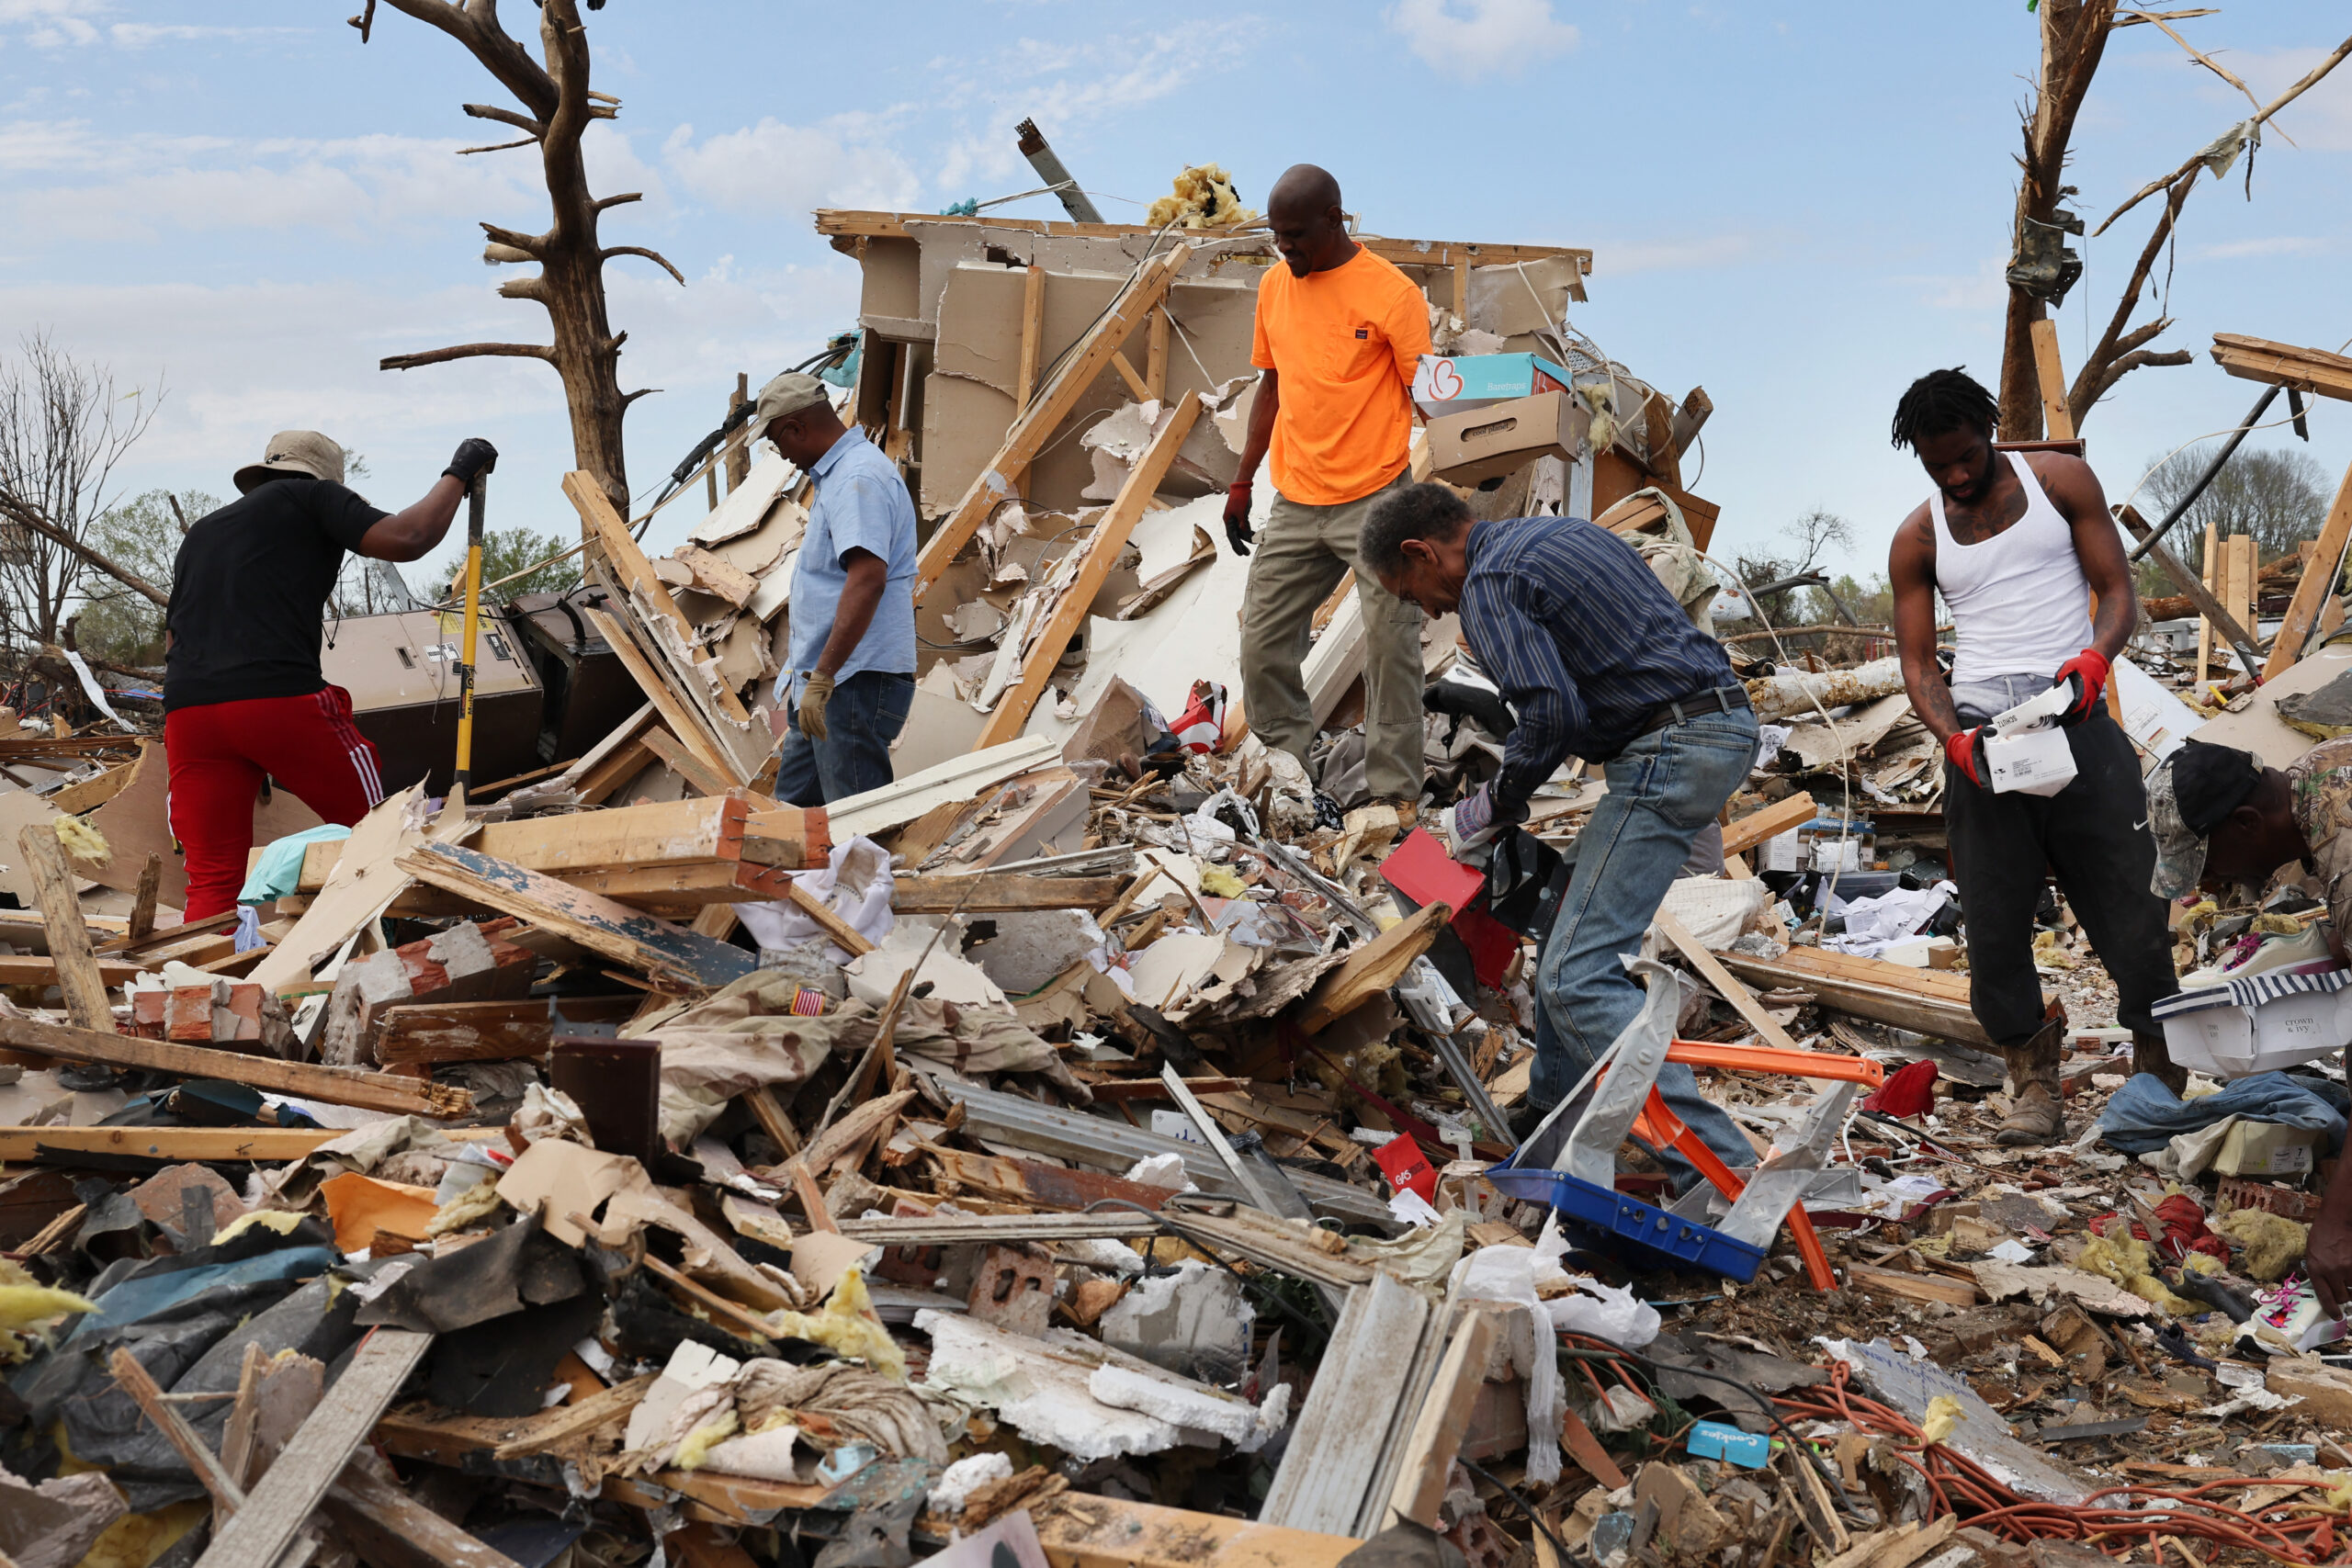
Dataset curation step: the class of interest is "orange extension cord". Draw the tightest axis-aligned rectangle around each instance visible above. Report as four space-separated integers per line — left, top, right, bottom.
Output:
1773 1360 2352 1563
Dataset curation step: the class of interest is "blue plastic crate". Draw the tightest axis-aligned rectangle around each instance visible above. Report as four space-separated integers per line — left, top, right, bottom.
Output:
1485 1161 1769 1281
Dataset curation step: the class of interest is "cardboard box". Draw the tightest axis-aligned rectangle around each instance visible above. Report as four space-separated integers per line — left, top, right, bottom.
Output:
1412 352 1572 417
2160 984 2352 1079
2212 1120 2323 1178
1984 727 2076 796
1425 392 1589 487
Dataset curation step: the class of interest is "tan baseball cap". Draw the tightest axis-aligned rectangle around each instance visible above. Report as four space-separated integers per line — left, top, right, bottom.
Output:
751 371 830 430
233 430 345 493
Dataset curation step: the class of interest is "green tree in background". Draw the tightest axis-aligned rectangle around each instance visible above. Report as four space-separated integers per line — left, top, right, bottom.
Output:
2130 446 2331 604
74 487 214 668
434 525 582 605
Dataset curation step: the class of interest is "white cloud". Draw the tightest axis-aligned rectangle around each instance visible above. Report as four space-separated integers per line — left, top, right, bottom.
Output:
2197 234 2331 260
107 23 303 48
1907 255 2009 312
1598 233 1758 275
662 114 921 216
1385 0 1577 80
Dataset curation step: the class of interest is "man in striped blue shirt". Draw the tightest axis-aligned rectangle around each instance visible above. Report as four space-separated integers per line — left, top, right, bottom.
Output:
1363 483 1758 1185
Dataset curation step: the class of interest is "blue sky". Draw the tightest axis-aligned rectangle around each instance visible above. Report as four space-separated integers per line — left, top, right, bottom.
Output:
3 0 2347 594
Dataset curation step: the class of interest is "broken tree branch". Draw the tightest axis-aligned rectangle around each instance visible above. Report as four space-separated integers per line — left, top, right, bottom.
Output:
2097 28 2352 234
602 245 685 285
0 493 169 608
380 342 558 372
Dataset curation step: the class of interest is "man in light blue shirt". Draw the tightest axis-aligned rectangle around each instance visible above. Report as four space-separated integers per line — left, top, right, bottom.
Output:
753 371 918 806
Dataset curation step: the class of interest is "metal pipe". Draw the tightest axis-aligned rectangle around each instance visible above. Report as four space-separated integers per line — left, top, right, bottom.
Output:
1014 118 1103 224
2128 386 2280 562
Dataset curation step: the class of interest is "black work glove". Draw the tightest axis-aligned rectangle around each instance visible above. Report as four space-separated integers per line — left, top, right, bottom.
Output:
443 437 499 489
1223 480 1255 557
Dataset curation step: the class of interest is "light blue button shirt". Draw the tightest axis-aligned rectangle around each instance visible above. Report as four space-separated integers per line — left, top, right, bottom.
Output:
775 428 918 704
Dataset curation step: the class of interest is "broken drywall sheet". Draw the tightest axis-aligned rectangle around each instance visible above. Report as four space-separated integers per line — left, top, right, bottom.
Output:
1017 492 1248 750
692 453 796 547
1818 1337 2094 1505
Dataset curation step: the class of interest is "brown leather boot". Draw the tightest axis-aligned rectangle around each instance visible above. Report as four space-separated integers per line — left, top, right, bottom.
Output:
2132 1030 2189 1095
1996 1018 2067 1146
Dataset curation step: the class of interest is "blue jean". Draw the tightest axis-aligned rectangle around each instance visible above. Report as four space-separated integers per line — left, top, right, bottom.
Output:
774 671 914 807
1531 708 1761 1192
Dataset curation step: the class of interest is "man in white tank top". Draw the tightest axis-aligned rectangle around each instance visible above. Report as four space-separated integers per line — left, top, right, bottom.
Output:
1886 368 2182 1146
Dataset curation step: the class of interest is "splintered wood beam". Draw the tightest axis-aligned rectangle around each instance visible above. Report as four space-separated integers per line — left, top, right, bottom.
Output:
566 471 756 727
783 879 876 956
2030 318 2075 442
1719 791 1816 859
397 840 755 992
2211 333 2352 402
1015 264 1046 413
0 1014 469 1116
581 604 741 784
639 727 735 797
1295 901 1452 1036
974 392 1204 750
1110 350 1151 402
19 824 117 1032
1653 910 1802 1053
0 1126 339 1162
914 243 1191 603
1385 1309 1501 1531
193 1329 435 1568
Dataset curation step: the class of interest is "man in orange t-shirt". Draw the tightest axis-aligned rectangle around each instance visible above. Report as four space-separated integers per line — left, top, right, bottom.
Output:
1226 164 1433 814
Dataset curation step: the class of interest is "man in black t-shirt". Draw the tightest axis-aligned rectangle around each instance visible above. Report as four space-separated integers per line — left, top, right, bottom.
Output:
165 429 496 919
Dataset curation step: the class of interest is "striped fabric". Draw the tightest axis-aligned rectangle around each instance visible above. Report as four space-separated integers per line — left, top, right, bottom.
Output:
1458 516 1737 810
2152 963 2352 1018
316 687 385 807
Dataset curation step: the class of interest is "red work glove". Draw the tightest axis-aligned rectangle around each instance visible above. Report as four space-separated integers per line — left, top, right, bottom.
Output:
2052 648 2110 727
1944 726 1986 788
1222 480 1255 556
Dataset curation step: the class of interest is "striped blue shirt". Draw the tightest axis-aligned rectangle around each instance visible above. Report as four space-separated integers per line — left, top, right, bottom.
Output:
1460 516 1735 810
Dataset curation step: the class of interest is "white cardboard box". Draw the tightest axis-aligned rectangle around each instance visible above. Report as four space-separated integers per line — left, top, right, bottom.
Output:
2160 986 2352 1078
1984 727 2076 796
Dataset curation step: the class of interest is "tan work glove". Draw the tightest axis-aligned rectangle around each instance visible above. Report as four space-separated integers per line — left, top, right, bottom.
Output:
797 671 836 741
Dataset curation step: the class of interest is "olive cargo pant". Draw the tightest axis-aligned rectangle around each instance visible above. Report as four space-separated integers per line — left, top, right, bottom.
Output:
1239 473 1427 804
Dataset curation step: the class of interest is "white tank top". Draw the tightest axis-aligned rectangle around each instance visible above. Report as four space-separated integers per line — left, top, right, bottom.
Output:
1929 451 2094 684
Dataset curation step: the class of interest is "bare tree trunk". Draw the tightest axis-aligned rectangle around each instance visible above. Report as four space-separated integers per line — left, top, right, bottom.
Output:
1998 0 2116 440
367 0 682 511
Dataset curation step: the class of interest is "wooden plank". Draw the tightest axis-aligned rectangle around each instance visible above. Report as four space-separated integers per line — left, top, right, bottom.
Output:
0 1013 471 1117
811 208 1594 278
2198 521 2219 679
914 244 1191 603
582 605 740 784
49 758 137 816
1653 911 1802 1053
1385 1309 1501 1531
108 1346 247 1518
489 1371 656 1461
1846 1260 1982 1306
639 728 735 798
398 841 755 993
194 1328 435 1568
1295 901 1452 1035
1109 350 1151 403
924 1145 1183 1215
2211 333 2352 402
2030 317 2075 441
782 879 876 956
1015 264 1045 413
793 1089 915 1177
375 999 555 1065
891 874 1130 912
0 1126 338 1162
2263 457 2352 679
1145 305 1169 400
566 472 756 728
0 953 148 987
561 859 791 909
128 852 160 942
323 1461 526 1568
249 784 430 993
1716 952 1997 1050
19 823 116 1032
1261 1272 1433 1534
296 796 756 890
1719 791 1816 859
975 392 1204 749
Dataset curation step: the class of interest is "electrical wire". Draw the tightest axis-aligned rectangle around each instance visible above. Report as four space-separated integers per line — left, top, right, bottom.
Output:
1459 1456 1586 1564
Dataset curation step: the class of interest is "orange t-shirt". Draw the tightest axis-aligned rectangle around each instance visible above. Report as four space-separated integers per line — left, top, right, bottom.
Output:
1250 246 1431 507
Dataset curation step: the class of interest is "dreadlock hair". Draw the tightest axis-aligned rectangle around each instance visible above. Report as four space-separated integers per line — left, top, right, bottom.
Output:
1891 367 1998 451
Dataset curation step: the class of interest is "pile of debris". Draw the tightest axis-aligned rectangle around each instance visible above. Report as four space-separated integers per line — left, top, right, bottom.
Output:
4 229 2352 1568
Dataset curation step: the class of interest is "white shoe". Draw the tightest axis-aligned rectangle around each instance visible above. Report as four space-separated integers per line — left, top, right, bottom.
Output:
2180 921 2333 989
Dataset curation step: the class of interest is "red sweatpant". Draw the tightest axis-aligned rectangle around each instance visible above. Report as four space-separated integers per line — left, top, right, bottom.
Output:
165 686 385 920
